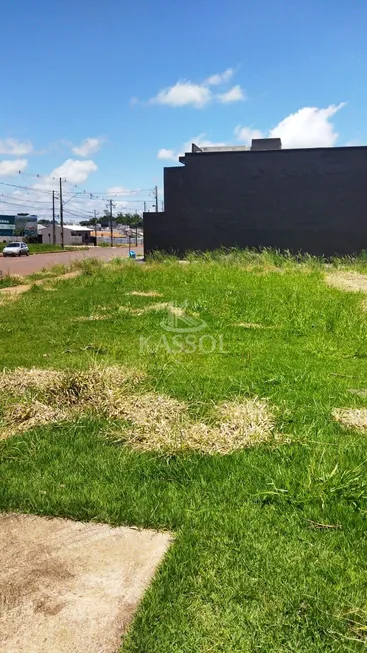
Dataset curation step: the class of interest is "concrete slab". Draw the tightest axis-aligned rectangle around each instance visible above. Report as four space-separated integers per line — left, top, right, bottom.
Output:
0 513 171 653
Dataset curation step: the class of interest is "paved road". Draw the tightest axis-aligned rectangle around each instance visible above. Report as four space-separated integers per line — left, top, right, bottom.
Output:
0 246 143 276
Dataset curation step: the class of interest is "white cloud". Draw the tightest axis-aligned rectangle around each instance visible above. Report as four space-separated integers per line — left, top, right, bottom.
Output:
217 85 245 104
107 186 132 195
0 139 33 156
205 68 234 86
234 103 346 149
149 68 245 109
72 137 103 157
0 159 28 176
157 148 177 161
234 125 264 144
51 159 98 185
151 81 213 108
157 133 226 161
269 104 346 148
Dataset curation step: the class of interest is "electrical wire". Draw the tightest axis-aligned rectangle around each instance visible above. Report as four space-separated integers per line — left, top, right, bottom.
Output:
0 194 53 204
0 180 54 194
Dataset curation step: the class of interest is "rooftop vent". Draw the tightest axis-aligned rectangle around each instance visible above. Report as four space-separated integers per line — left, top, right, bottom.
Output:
251 138 282 151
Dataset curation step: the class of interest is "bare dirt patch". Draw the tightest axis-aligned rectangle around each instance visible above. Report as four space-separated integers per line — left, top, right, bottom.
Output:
332 408 367 431
0 513 171 653
0 271 81 300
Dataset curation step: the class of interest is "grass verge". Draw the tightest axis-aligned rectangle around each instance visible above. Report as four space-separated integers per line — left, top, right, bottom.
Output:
0 274 25 289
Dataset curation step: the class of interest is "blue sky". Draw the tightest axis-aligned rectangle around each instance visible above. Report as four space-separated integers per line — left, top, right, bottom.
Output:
1 0 366 218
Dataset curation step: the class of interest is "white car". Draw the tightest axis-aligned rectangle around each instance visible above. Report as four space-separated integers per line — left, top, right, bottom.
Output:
2 242 30 257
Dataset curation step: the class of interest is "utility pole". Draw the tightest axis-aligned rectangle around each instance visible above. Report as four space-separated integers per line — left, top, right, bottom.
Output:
59 177 64 249
109 199 113 247
154 185 158 212
52 190 56 245
94 209 97 246
143 201 147 213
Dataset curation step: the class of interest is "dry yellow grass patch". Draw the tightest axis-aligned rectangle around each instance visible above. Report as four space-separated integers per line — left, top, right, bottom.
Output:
168 305 187 317
215 398 275 448
332 408 367 432
1 366 276 453
325 272 367 295
126 291 163 297
1 401 68 439
348 388 367 397
108 393 189 450
0 283 33 296
117 302 186 317
73 315 110 322
44 366 145 410
1 368 64 393
0 365 146 439
112 395 276 455
117 302 169 316
235 322 274 329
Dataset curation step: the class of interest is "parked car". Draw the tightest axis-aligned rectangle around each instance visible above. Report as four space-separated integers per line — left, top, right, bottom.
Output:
2 242 30 257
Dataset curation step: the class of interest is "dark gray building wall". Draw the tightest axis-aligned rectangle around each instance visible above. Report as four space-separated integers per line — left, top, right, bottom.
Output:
144 146 367 257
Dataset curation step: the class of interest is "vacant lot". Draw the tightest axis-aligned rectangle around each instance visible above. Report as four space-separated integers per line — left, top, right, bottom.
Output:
1 251 367 652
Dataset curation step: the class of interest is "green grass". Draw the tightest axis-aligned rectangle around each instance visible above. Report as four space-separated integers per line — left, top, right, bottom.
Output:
1 253 367 651
0 274 24 288
27 263 72 281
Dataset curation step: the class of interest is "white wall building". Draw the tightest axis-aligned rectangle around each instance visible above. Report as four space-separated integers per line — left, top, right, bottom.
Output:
38 224 92 246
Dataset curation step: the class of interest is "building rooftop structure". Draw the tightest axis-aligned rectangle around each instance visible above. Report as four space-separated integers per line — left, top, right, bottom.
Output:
37 224 91 232
179 138 282 163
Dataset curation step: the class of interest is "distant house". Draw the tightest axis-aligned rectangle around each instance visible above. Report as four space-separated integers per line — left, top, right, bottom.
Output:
38 224 92 246
95 230 124 244
94 230 143 245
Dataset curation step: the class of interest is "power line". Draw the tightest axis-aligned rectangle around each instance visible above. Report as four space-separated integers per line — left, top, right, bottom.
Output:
0 194 53 204
14 172 152 197
0 180 54 194
0 178 155 200
0 199 50 210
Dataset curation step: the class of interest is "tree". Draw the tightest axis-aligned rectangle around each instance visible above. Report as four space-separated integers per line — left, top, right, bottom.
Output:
79 219 93 226
114 212 143 228
38 219 54 226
